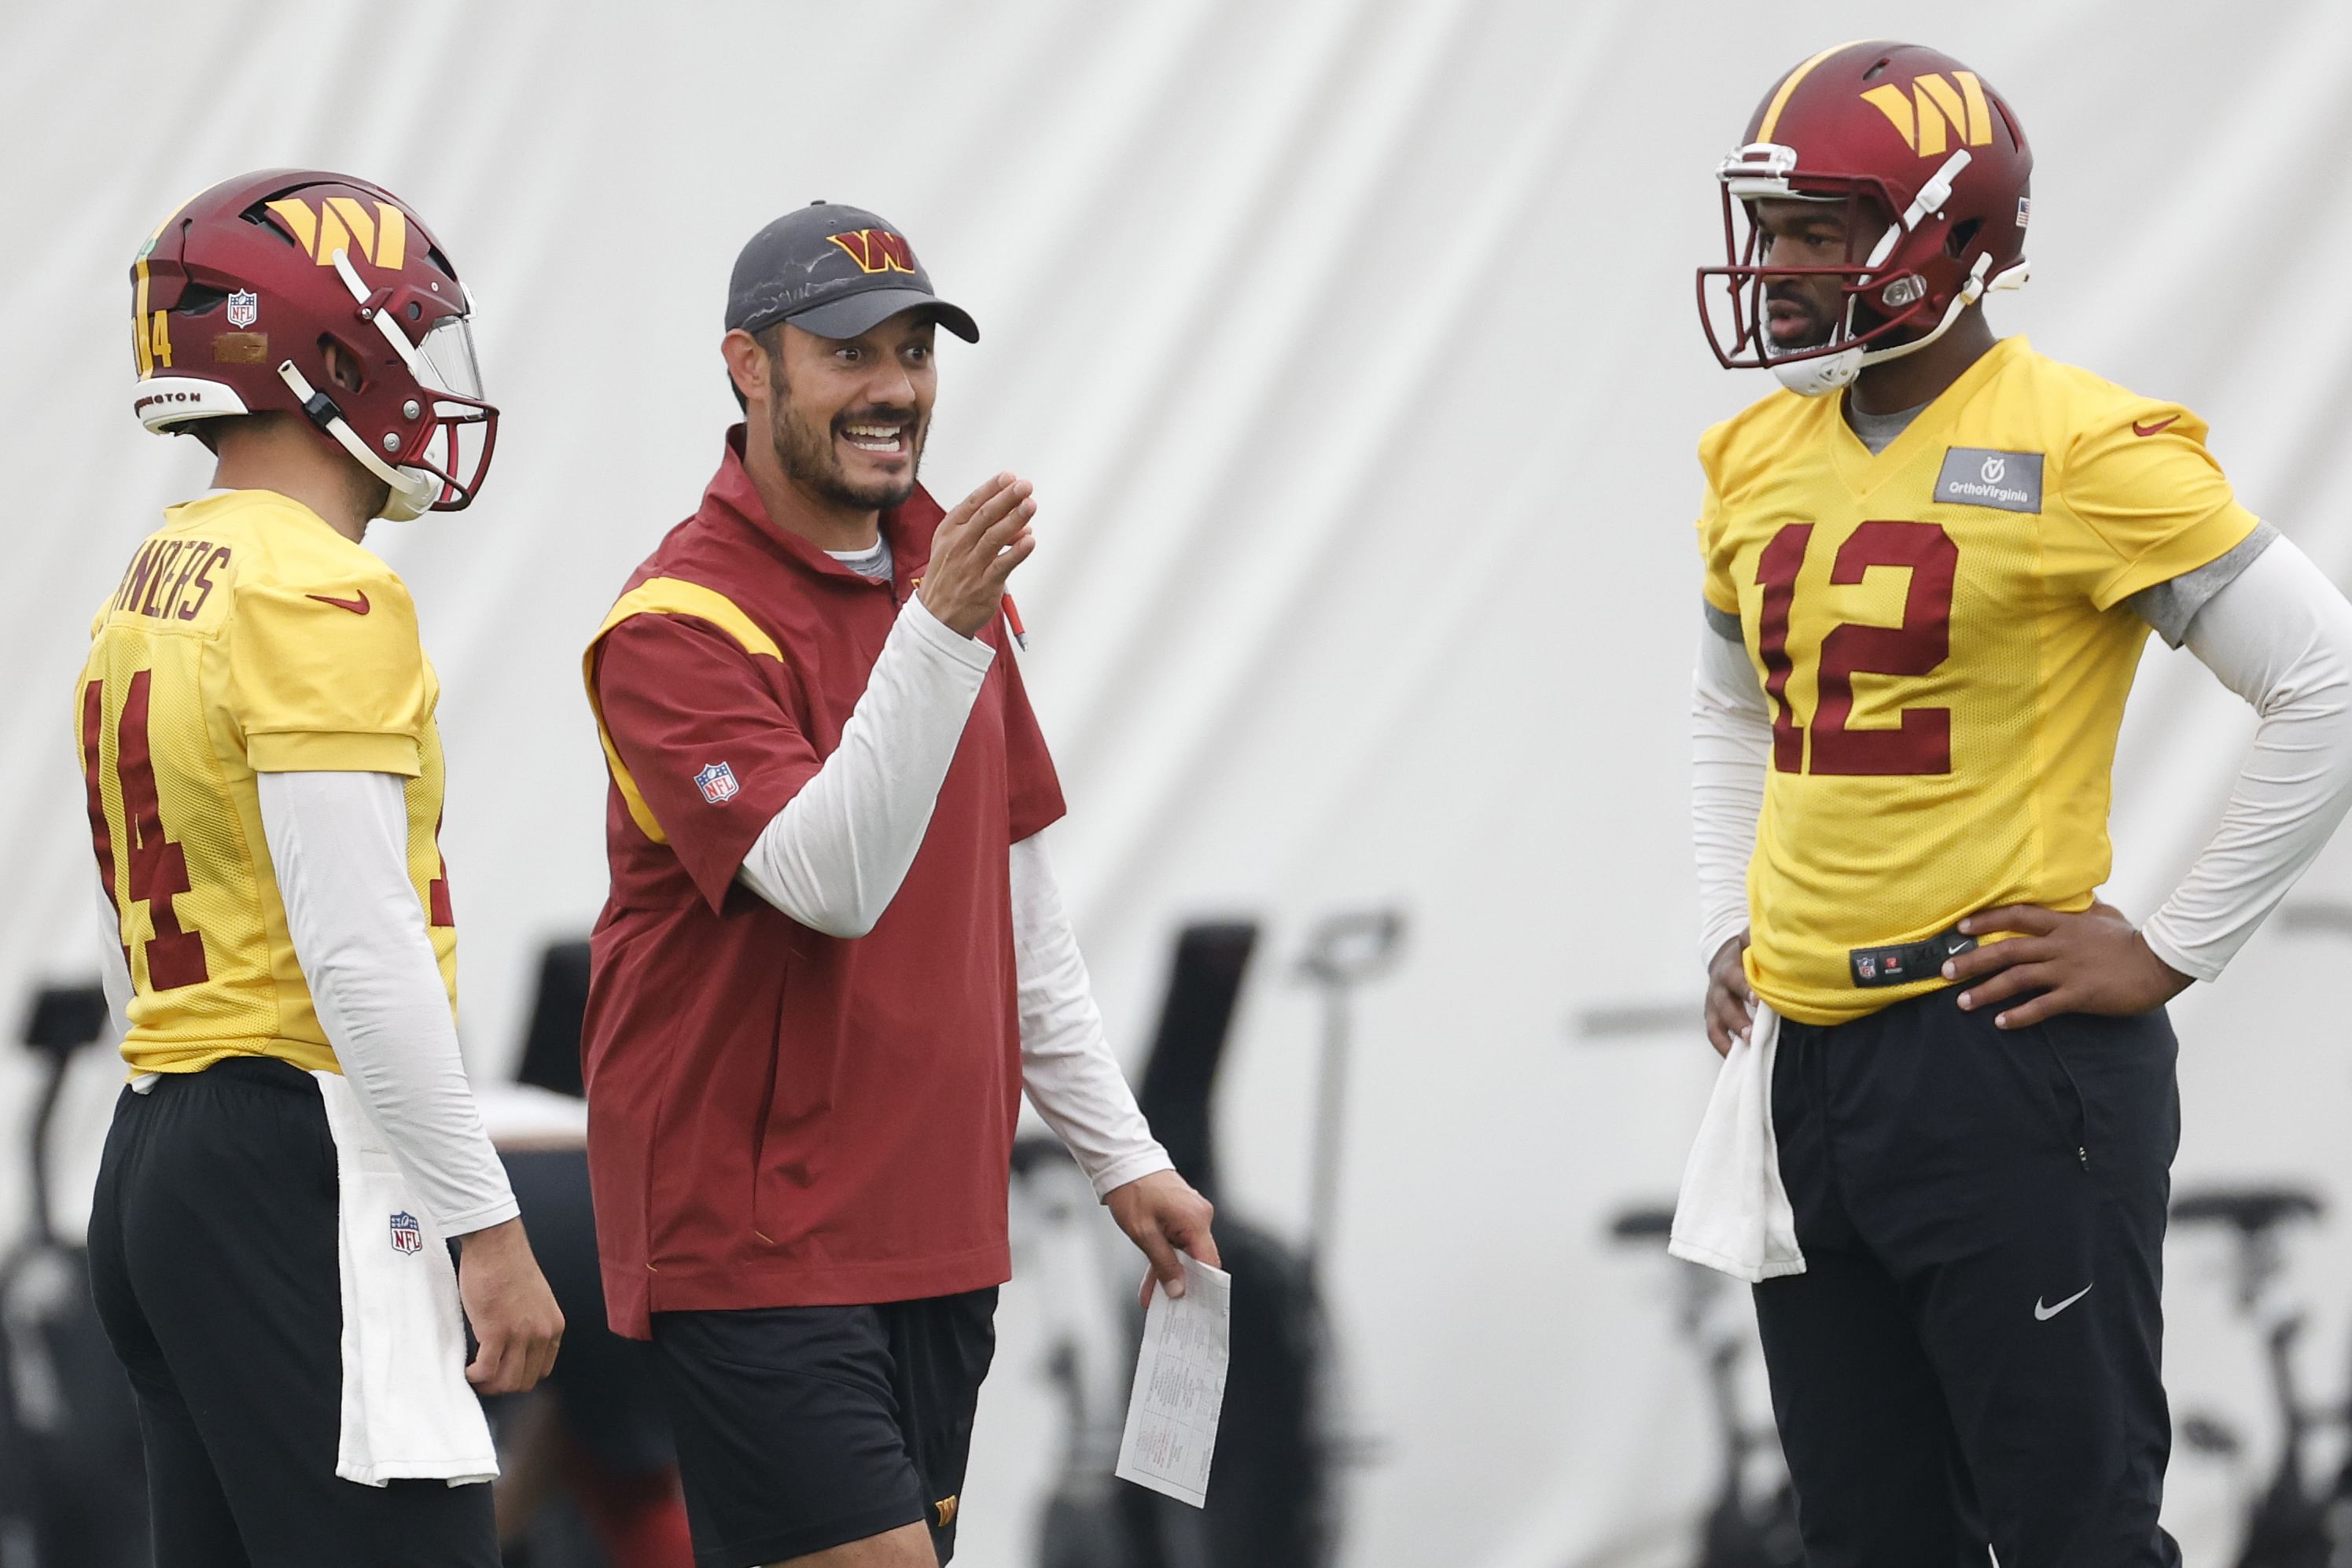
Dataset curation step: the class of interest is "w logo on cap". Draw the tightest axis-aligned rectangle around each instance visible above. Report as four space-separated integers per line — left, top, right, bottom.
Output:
828 229 917 274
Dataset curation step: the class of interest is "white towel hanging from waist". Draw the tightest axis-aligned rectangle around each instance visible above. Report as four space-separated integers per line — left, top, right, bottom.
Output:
311 1070 499 1486
1669 1003 1805 1283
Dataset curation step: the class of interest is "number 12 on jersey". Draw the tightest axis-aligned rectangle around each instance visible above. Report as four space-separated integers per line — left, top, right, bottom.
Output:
1754 520 1957 778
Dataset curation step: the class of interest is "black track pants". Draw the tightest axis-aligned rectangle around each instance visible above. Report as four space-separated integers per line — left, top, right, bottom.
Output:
1754 988 2181 1567
86 1058 496 1568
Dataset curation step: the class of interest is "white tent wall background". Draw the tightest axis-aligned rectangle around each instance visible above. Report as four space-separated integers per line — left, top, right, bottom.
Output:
3 1 2350 1562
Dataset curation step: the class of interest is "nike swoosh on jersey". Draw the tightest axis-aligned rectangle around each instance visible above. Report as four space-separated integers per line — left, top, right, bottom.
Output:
307 591 372 615
2132 415 2181 437
2034 1283 2093 1321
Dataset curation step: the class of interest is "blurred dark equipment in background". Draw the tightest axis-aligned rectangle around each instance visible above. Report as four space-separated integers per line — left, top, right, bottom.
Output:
1297 911 1404 1275
496 937 690 1568
1599 1207 1799 1568
515 940 593 1099
0 982 148 1568
2170 1186 2348 1568
1032 918 1354 1568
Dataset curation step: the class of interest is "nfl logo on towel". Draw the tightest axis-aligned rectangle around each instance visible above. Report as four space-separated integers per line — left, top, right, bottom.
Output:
388 1211 423 1255
695 761 739 804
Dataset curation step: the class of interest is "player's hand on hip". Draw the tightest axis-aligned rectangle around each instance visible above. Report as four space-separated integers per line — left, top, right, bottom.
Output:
457 1216 565 1394
1942 900 2192 1029
918 472 1036 637
1106 1169 1219 1309
1704 931 1756 1057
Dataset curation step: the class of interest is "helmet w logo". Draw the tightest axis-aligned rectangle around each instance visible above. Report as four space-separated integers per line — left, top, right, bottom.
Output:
1860 72 1996 156
827 228 916 274
263 196 409 270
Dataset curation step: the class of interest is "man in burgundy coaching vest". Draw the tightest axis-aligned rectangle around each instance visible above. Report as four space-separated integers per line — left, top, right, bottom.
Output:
580 201 1218 1568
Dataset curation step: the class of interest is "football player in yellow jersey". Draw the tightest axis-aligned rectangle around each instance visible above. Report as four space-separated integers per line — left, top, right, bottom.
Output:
78 171 561 1568
1677 43 2352 1566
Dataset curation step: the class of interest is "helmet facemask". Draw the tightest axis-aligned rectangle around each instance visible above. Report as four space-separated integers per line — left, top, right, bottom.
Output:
286 250 497 521
1699 142 2023 396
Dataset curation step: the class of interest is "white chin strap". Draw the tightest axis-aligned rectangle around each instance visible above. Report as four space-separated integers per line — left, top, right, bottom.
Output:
1772 346 1865 397
276 360 437 521
1772 251 2030 399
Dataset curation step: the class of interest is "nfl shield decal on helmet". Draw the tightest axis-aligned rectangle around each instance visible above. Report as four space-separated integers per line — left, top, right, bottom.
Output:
695 761 740 804
226 289 259 328
389 1210 424 1255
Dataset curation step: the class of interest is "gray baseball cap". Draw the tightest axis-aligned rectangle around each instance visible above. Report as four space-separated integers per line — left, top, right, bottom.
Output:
726 201 979 344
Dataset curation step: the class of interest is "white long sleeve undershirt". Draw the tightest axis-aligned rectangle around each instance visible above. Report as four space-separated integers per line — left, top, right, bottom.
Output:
1008 832 1172 1196
729 601 1171 1197
2144 539 2352 978
256 770 517 1235
1688 536 2352 985
1690 620 1770 968
733 594 993 937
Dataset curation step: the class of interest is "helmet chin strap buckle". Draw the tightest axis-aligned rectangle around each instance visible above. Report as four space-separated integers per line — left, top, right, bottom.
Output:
276 359 436 521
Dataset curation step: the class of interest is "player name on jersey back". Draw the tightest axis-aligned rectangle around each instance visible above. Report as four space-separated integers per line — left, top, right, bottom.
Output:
105 532 237 627
1696 337 2258 1025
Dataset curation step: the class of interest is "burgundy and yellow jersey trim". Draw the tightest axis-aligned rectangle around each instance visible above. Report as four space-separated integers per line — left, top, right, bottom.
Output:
583 578 786 845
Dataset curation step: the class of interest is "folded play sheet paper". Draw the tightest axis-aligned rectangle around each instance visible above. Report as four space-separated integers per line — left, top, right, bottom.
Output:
1115 1253 1232 1507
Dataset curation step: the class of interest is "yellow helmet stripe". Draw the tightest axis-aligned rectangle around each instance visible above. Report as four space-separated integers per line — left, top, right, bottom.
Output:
131 187 206 378
1758 39 1865 143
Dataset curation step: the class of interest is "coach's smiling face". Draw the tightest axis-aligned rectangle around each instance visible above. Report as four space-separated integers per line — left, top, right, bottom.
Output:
753 311 939 517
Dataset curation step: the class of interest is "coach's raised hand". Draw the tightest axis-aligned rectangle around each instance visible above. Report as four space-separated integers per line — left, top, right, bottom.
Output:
919 472 1036 636
458 1216 565 1394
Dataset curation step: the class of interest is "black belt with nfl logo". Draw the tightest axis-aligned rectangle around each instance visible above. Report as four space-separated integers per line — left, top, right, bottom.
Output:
1849 923 1977 988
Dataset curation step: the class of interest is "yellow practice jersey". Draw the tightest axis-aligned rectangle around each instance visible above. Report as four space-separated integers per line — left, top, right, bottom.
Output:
1698 337 2259 1025
75 489 457 1075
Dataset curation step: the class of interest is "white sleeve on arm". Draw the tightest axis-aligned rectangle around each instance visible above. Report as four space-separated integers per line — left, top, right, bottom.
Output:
1011 832 1172 1198
93 881 134 1049
2142 538 2352 981
258 770 517 1235
734 594 996 937
1692 608 1770 966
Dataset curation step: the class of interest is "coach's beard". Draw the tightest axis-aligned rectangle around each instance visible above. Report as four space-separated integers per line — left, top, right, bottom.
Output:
770 399 923 513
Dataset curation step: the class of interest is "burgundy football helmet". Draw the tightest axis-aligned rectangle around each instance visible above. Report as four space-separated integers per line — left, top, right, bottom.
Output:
1697 41 2034 396
129 169 496 518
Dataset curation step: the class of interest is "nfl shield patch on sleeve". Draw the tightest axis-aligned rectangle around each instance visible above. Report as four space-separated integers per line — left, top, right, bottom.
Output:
695 761 740 804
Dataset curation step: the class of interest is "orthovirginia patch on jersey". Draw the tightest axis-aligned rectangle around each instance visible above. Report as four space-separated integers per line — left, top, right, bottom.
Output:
1934 447 2043 513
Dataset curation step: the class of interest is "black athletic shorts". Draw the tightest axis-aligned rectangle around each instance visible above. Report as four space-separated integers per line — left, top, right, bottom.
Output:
85 1056 496 1568
649 1290 999 1567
